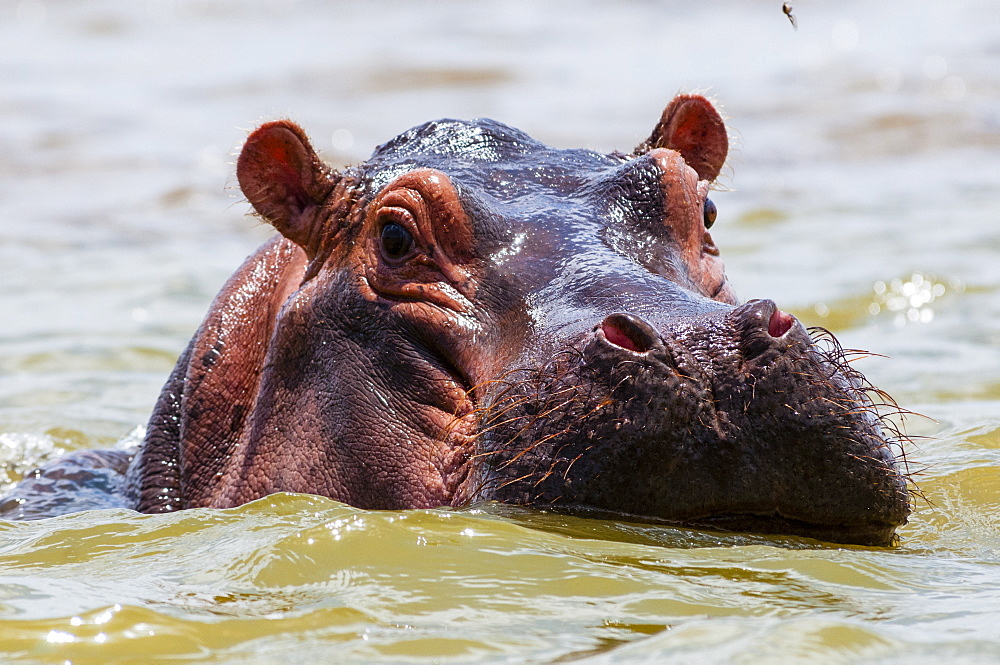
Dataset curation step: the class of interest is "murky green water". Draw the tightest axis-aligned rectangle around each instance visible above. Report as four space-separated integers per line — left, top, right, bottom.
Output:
2 1 999 662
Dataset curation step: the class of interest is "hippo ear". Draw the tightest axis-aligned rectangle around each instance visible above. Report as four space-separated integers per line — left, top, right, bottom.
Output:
237 121 338 258
638 94 728 182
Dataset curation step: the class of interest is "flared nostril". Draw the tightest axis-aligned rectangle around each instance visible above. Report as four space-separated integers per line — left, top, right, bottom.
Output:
600 313 659 354
732 299 799 360
768 308 795 338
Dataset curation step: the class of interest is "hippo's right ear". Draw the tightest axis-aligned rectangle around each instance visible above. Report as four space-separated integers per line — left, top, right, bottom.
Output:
237 121 338 258
637 95 728 182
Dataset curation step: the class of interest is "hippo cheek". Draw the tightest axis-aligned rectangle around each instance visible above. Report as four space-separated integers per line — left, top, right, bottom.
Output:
698 242 737 305
615 148 737 306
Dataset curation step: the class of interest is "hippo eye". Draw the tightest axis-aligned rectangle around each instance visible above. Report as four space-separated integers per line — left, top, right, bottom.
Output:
703 198 718 229
380 222 413 260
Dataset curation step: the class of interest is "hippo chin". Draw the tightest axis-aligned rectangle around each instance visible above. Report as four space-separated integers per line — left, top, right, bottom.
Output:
2 95 910 545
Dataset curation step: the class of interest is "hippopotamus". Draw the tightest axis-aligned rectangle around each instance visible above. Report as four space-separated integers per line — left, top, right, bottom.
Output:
1 95 911 546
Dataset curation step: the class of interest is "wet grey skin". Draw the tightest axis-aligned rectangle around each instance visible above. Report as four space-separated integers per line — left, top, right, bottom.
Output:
1 96 911 546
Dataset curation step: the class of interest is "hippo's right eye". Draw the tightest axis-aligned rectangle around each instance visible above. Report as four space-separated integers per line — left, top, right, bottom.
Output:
380 222 414 260
703 198 718 229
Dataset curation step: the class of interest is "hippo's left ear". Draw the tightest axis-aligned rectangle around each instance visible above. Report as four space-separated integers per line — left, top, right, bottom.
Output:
637 94 728 182
237 121 339 258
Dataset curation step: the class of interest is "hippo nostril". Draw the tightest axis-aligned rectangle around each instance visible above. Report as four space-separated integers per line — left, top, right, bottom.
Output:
732 299 799 360
601 313 658 354
768 308 794 338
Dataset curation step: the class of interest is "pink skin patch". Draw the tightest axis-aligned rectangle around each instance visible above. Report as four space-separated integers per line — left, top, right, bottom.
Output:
602 318 645 353
768 309 795 338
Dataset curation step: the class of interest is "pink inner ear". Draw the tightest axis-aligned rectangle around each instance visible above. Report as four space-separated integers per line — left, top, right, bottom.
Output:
238 122 325 239
670 108 702 146
253 130 311 209
263 139 294 169
236 121 339 260
654 95 728 182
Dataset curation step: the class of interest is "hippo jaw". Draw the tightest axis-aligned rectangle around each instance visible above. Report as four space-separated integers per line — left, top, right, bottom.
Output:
467 300 910 547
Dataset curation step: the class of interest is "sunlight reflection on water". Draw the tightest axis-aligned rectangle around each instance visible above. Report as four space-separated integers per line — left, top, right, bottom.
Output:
1 0 999 663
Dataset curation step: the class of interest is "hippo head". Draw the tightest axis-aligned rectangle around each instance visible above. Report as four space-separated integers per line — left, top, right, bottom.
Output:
157 95 909 546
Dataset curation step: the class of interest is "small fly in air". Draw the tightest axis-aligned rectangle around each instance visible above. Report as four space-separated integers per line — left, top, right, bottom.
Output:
782 2 798 29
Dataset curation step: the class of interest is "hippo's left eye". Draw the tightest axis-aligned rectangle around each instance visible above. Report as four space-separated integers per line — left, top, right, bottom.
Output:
703 198 718 229
380 222 413 260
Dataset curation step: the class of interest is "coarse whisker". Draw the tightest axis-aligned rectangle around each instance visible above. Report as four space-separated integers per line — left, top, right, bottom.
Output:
562 453 586 480
490 398 580 465
479 395 537 426
493 472 536 492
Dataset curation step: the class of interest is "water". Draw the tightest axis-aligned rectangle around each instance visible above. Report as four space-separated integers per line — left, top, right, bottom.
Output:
1 0 999 662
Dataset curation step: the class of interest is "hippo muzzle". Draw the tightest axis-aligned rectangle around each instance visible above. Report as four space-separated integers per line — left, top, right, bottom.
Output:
472 299 909 546
107 94 910 545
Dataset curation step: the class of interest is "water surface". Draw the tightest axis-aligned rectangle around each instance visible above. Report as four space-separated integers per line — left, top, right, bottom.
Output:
2 1 999 662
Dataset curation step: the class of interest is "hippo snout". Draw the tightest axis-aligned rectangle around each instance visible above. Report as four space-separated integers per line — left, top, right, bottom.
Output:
478 298 909 546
